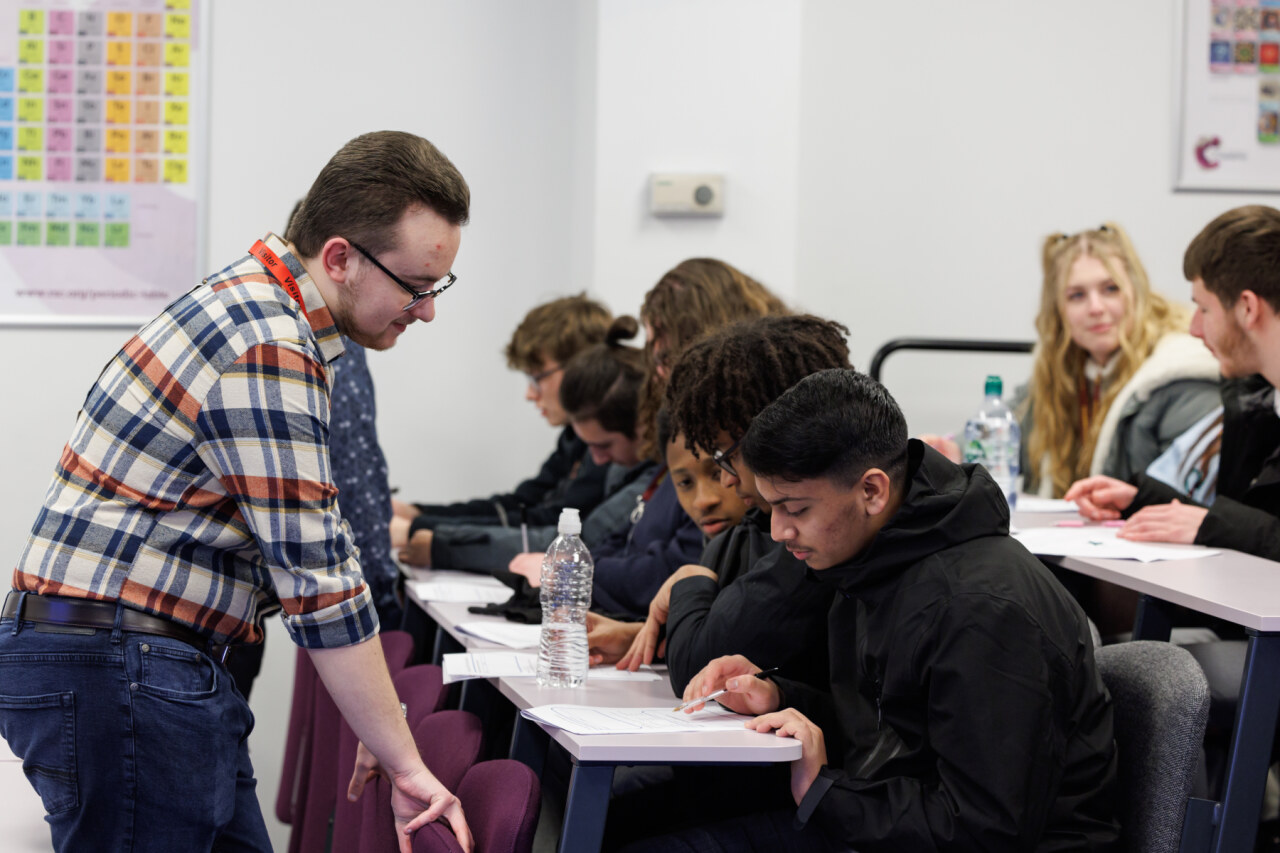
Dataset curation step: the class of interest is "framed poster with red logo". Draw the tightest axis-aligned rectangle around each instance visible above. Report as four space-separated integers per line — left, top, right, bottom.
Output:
0 0 208 326
1176 0 1280 190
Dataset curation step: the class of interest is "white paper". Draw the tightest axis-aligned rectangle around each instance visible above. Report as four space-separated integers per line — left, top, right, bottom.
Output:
521 702 751 735
585 666 663 682
455 621 543 649
1015 497 1079 514
409 580 512 604
1014 527 1220 563
442 652 538 683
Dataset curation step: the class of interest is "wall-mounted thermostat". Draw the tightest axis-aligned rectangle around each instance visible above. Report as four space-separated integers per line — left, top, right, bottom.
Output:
650 173 724 217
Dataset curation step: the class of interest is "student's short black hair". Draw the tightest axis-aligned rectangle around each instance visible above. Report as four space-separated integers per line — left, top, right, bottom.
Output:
742 369 909 490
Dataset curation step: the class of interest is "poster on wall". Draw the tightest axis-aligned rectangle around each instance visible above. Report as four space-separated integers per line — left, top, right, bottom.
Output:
1176 0 1280 191
0 0 206 326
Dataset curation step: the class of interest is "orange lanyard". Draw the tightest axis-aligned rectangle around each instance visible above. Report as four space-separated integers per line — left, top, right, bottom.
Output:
249 240 310 324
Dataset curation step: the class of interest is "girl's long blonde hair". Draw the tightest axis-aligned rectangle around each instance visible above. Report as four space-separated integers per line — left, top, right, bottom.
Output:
1027 223 1191 496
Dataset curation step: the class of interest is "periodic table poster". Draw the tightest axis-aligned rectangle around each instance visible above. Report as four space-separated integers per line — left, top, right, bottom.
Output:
0 0 205 325
1176 0 1280 191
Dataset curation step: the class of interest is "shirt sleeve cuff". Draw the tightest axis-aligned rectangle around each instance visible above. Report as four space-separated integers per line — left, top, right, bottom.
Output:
794 766 837 829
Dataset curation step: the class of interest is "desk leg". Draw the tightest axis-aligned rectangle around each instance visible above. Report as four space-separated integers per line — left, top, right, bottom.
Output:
559 763 614 853
510 714 550 778
401 601 437 663
1131 594 1173 641
1213 631 1280 853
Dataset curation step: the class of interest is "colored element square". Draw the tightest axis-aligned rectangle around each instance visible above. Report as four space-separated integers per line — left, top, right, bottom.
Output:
163 158 187 183
104 192 129 219
48 68 73 93
16 98 40 122
17 221 41 245
107 71 131 96
47 98 73 123
47 125 73 151
106 12 132 38
0 69 13 92
75 192 98 218
48 10 74 35
134 128 159 153
106 99 130 124
0 98 13 122
16 155 40 180
0 191 11 216
17 68 43 93
76 222 100 246
46 191 70 217
75 156 100 182
106 41 132 67
164 72 189 97
77 99 102 124
165 13 190 40
104 222 129 247
137 13 163 38
104 157 129 182
135 157 158 183
17 126 42 151
15 190 39 216
136 42 162 67
136 71 160 95
106 128 130 153
77 11 103 37
19 39 43 65
48 40 74 65
163 130 187 154
1262 41 1280 71
135 100 159 124
0 156 12 180
76 127 101 152
0 127 12 150
76 69 102 94
46 221 71 246
164 42 189 67
18 10 44 36
167 0 191 9
0 222 12 245
164 100 188 125
78 41 103 65
46 156 71 181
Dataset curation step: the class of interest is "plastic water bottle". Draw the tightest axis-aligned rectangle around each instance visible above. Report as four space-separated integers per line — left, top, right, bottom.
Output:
962 375 1021 510
536 508 594 688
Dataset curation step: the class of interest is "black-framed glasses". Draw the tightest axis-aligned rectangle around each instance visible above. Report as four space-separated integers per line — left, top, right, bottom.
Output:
526 364 563 389
713 434 746 479
349 239 457 312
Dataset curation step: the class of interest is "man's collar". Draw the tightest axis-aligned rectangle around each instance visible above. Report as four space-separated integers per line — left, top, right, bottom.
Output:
259 232 346 366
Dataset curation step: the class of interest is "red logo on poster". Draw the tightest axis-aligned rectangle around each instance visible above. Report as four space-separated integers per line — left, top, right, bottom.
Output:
1195 136 1221 169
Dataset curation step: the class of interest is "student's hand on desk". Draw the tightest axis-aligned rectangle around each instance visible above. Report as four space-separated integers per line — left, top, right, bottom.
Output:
918 434 961 464
1118 499 1208 544
1063 476 1137 520
508 552 542 587
389 516 412 549
682 654 779 716
391 498 421 522
746 708 827 805
347 743 474 853
586 612 641 665
618 565 717 671
397 530 433 567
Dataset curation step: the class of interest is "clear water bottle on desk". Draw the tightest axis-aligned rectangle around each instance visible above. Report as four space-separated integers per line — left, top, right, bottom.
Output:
962 375 1021 510
536 508 594 688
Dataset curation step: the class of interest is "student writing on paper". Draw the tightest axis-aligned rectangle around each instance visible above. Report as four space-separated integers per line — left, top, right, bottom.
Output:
633 370 1119 852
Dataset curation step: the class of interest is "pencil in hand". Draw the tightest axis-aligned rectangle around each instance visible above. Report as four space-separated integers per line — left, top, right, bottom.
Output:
671 666 780 713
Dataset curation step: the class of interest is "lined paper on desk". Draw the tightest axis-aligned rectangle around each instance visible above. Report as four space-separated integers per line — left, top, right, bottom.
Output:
1014 527 1220 562
442 653 664 683
408 580 512 604
522 703 750 735
455 621 543 648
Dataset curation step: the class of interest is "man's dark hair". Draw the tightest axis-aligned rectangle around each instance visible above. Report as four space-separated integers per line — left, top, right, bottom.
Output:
742 369 909 490
1184 205 1280 312
665 314 851 455
287 131 470 258
560 317 646 438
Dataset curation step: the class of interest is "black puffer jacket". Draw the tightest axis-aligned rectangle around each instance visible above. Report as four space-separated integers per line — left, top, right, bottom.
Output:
781 442 1119 852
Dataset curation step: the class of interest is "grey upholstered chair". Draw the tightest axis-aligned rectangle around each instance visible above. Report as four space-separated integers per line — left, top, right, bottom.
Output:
1095 641 1211 853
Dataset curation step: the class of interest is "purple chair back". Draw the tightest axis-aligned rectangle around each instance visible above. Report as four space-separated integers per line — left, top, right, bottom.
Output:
455 760 541 853
412 822 467 853
289 673 341 853
382 629 417 677
394 664 448 728
276 647 317 824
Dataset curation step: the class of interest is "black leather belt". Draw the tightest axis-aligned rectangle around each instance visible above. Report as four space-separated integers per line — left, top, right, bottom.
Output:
3 591 229 661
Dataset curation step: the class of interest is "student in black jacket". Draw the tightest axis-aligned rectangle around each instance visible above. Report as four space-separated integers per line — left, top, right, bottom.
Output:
644 370 1119 852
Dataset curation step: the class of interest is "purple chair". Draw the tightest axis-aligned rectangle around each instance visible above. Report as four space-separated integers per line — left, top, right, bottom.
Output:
358 710 484 853
407 760 542 853
395 664 449 727
276 647 317 825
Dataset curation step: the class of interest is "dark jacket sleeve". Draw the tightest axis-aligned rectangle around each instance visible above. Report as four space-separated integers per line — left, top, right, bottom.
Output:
1129 473 1280 561
802 596 1081 851
590 478 705 618
429 522 557 572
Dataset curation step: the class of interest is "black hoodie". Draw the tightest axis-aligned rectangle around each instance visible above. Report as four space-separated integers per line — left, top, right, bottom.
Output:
780 441 1119 852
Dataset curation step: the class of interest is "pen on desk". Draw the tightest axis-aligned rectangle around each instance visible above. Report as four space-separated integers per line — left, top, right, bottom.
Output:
672 667 780 713
520 504 530 554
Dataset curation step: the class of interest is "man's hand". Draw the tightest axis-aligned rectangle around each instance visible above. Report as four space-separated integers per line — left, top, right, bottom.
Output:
390 516 412 549
585 612 641 666
918 434 961 464
618 564 716 671
1119 499 1208 544
392 499 421 522
397 530 433 567
347 743 473 853
1064 475 1138 520
747 708 827 805
681 654 780 716
508 552 542 587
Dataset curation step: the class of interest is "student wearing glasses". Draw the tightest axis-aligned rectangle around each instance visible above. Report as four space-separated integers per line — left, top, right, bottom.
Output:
1 132 473 852
392 294 614 569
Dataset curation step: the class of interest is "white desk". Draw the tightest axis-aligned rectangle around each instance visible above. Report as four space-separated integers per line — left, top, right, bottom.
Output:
1014 508 1280 853
402 568 801 853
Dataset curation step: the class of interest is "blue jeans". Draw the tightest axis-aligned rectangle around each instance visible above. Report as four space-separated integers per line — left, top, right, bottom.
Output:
0 607 272 852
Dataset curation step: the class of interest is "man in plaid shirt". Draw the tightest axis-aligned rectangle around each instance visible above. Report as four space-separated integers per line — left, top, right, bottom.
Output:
1 131 473 852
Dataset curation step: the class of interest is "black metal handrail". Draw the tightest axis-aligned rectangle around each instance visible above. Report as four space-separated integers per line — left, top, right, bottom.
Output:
869 338 1035 382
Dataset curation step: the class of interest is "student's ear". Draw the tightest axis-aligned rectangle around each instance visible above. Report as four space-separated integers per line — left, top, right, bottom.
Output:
320 237 356 285
861 468 893 516
1238 289 1276 332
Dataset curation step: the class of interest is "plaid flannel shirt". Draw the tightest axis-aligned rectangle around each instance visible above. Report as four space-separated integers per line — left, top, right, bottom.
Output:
12 233 378 648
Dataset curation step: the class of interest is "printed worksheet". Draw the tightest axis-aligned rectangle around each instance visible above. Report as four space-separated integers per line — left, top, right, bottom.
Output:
1014 527 1221 562
521 703 752 735
409 580 511 604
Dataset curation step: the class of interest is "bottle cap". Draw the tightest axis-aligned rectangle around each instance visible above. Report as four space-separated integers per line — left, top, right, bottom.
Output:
984 375 1003 397
557 507 582 535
